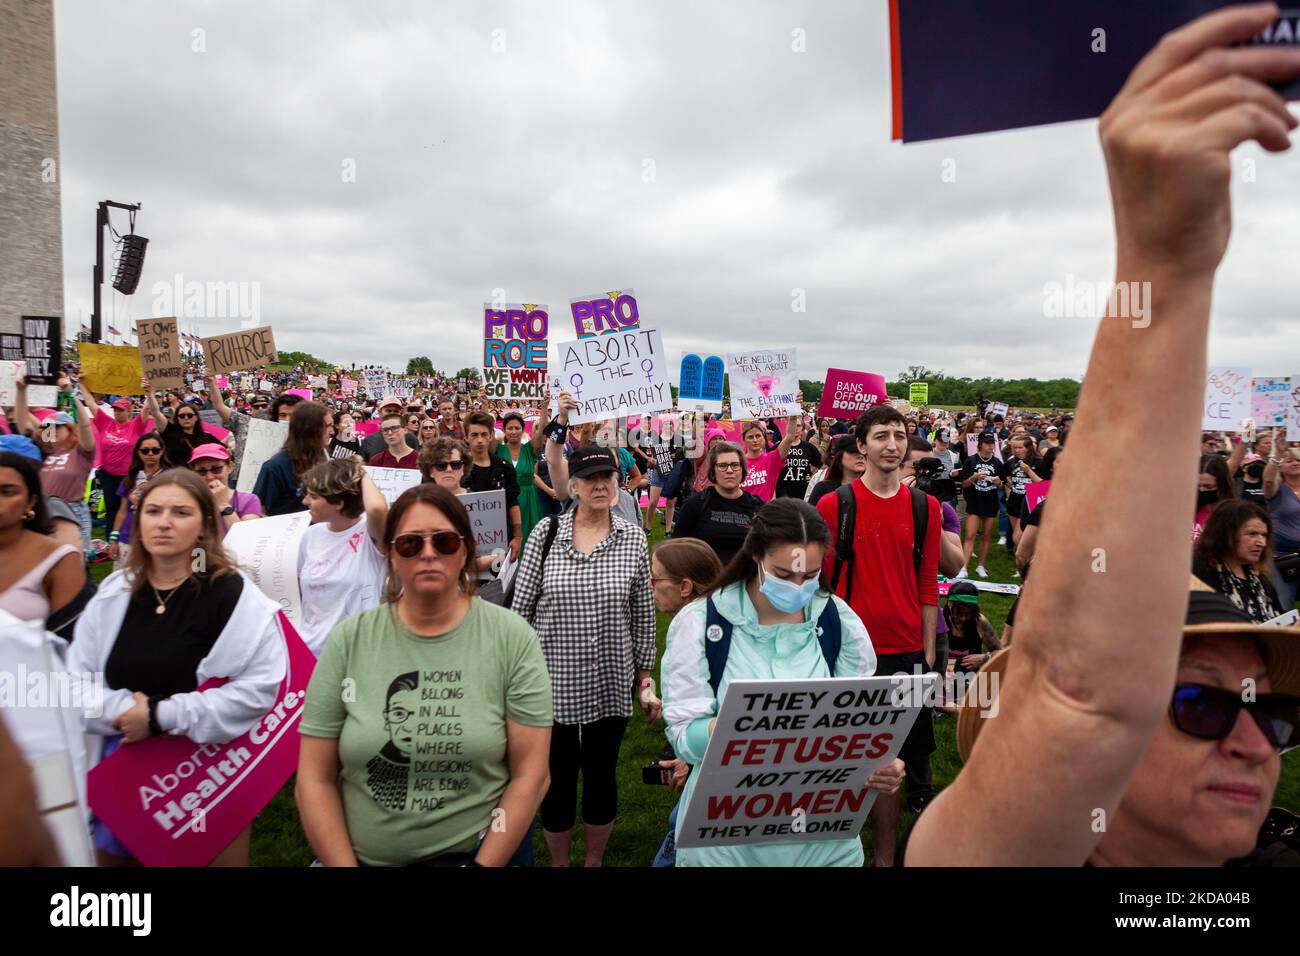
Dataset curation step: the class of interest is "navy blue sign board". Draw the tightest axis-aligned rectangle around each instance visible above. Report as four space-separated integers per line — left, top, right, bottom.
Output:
891 1 1300 142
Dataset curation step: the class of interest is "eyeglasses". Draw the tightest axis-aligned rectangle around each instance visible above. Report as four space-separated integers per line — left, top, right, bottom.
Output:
390 530 464 558
715 462 743 472
381 424 404 433
139 447 163 455
193 465 226 477
430 460 465 472
1169 684 1300 754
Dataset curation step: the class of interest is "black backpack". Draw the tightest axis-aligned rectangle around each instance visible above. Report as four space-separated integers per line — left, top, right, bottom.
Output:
827 483 930 605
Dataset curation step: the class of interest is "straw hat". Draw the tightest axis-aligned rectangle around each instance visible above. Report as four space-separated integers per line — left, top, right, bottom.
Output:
956 576 1300 762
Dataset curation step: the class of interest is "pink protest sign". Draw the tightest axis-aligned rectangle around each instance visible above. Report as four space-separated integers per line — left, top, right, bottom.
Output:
1024 480 1051 514
86 613 315 867
214 375 229 390
285 388 313 401
354 420 381 437
201 422 230 442
818 369 888 419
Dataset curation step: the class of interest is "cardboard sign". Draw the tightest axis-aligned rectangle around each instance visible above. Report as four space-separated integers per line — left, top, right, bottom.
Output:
1290 376 1300 441
909 382 929 406
1253 377 1291 428
676 676 926 849
364 465 423 504
461 488 508 555
569 289 639 339
679 353 726 415
201 326 278 375
234 418 289 495
889 1 1300 142
0 316 62 385
86 612 315 867
0 359 25 406
482 303 548 402
222 511 311 625
80 343 145 395
1024 480 1051 514
136 317 183 390
1203 367 1252 431
549 328 671 425
817 367 886 420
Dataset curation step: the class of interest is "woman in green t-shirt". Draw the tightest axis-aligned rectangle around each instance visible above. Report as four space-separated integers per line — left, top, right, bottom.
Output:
296 483 553 866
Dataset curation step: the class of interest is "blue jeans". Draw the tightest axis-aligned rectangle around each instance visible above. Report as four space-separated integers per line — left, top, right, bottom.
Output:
66 499 91 556
653 801 680 867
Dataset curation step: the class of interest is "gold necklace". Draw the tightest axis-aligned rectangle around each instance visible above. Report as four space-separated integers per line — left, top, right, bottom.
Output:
151 578 189 615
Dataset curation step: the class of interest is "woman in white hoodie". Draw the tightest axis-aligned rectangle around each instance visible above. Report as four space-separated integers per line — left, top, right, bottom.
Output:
67 468 285 866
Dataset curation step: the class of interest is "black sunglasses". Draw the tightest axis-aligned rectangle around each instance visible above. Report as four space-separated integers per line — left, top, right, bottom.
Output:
139 446 163 455
1170 684 1300 754
430 460 465 472
391 531 464 558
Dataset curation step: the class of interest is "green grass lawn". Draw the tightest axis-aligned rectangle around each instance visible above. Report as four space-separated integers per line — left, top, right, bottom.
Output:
90 506 1297 867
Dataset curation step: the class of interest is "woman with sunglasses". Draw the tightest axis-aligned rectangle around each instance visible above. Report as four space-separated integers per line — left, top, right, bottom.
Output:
254 401 334 516
805 434 867 507
107 432 173 569
417 438 501 580
189 443 263 538
296 459 388 656
66 469 287 867
297 484 553 866
907 5 1300 867
157 400 216 469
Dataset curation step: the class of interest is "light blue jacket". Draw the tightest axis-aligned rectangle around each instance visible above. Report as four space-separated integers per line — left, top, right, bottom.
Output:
662 581 876 867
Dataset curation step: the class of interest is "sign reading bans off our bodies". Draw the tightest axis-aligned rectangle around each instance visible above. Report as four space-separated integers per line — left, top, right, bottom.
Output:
549 327 671 425
676 676 927 849
202 326 278 375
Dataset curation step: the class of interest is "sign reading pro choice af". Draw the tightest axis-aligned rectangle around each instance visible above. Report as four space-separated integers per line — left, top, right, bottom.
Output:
677 676 925 849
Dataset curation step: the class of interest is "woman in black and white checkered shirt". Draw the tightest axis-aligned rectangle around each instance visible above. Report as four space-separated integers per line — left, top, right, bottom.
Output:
510 441 658 867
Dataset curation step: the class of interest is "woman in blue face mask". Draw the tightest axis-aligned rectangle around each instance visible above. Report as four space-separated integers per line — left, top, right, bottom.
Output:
661 497 906 867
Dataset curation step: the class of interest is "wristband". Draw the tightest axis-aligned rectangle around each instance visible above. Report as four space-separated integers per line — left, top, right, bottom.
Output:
109 531 120 541
543 421 568 444
147 696 164 737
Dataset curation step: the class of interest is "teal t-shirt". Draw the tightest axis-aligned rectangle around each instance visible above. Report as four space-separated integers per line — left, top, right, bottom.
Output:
300 598 553 865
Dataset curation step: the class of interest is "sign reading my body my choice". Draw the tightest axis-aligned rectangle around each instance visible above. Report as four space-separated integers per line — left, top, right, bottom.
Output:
1203 367 1252 431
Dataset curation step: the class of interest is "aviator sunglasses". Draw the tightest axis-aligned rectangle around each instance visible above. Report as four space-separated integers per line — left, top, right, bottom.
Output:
390 530 464 559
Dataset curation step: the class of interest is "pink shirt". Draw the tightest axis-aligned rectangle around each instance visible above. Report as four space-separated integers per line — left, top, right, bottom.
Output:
740 448 785 502
93 408 152 474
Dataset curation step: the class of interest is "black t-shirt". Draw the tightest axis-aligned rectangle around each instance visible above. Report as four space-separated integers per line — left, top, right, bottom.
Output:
329 438 363 460
1006 458 1034 497
776 440 823 499
673 488 764 566
960 454 1006 495
105 573 245 698
1023 498 1046 527
463 457 520 511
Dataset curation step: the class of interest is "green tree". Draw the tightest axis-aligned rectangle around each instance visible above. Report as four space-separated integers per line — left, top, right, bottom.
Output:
406 356 434 376
454 368 480 384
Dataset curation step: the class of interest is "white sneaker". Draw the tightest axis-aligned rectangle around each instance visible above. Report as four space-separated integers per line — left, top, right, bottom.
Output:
975 565 988 578
997 535 1006 545
955 567 969 579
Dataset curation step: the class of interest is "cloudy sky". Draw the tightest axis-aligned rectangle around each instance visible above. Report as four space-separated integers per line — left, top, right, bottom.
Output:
52 0 1300 382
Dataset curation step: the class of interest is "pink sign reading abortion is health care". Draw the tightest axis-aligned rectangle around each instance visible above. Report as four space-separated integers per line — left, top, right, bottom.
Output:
87 613 315 866
818 369 889 419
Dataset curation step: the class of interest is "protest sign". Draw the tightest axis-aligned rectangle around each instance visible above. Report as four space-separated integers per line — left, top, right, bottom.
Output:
391 378 414 400
549 327 671 425
198 409 223 431
569 289 639 339
987 402 1009 419
482 303 548 401
27 385 57 408
363 369 387 395
86 612 315 867
965 433 1004 462
214 375 229 391
364 465 423 504
259 378 274 393
679 353 726 415
0 316 62 385
79 343 144 395
676 676 927 849
1253 377 1291 428
817 367 886 420
1290 376 1300 441
234 418 289 495
222 511 311 626
340 377 358 396
308 375 327 389
136 317 183 390
0 360 25 406
1025 480 1051 514
1203 367 1252 431
201 326 277 375
354 419 381 438
285 388 312 402
909 382 929 406
889 1 1295 142
939 580 1021 596
461 488 508 555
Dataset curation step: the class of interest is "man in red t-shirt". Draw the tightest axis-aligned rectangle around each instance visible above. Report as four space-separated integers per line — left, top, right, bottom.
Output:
817 403 939 867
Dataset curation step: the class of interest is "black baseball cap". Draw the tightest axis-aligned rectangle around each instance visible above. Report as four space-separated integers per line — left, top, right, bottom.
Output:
568 444 620 479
